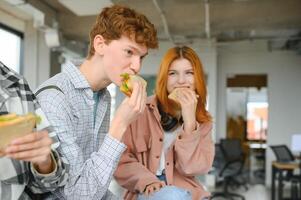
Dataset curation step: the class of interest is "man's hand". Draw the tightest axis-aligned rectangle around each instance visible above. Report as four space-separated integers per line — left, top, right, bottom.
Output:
4 130 54 174
109 81 147 140
144 181 166 196
176 88 198 133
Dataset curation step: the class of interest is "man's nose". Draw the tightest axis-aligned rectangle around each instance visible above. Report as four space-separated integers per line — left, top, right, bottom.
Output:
130 56 142 74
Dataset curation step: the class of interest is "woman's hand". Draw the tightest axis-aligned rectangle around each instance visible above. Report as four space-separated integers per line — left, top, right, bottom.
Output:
176 88 198 133
144 181 166 196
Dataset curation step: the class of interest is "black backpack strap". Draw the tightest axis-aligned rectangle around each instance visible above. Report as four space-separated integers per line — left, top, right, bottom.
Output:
35 85 64 96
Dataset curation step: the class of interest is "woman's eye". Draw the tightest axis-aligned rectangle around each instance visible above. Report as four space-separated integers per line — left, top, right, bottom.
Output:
187 71 194 75
168 72 175 76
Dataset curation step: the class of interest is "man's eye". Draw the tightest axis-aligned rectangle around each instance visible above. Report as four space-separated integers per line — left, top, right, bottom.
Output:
125 49 133 56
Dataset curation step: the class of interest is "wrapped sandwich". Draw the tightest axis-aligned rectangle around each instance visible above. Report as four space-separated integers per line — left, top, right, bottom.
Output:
120 73 147 97
168 88 199 109
168 88 182 110
0 113 41 150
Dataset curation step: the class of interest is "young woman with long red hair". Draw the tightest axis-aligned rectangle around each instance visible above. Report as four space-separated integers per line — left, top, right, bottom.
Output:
114 46 214 200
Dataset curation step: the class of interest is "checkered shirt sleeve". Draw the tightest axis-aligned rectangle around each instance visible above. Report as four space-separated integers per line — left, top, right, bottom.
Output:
0 61 69 199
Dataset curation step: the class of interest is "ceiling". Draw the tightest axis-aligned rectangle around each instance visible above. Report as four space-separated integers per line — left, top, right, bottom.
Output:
3 0 295 51
37 0 301 45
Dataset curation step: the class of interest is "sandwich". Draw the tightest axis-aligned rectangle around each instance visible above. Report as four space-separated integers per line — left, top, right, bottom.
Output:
168 88 199 108
119 73 147 97
168 88 182 110
0 113 41 149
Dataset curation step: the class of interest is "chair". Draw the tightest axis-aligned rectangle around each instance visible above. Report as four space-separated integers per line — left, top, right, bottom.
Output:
211 139 246 200
270 145 295 162
221 139 249 189
270 145 301 200
270 145 296 181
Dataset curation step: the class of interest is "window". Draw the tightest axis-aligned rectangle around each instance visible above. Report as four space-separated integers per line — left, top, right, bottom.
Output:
247 102 268 141
0 24 23 73
107 83 116 121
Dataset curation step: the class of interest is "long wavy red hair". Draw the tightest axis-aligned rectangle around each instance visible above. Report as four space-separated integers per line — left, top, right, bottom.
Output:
155 46 212 123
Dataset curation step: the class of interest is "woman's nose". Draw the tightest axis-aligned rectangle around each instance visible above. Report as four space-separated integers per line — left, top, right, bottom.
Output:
177 74 186 83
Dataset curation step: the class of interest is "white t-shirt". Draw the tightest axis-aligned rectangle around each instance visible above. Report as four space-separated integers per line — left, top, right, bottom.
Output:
156 126 181 175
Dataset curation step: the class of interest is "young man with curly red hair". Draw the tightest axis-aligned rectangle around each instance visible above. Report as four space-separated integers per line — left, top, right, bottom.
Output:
36 5 158 199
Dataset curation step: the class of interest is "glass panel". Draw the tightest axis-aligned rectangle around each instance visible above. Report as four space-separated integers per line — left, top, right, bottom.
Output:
107 83 116 121
0 27 22 73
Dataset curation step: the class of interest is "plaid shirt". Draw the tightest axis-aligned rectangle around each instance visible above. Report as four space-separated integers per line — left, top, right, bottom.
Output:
36 61 126 200
0 62 68 200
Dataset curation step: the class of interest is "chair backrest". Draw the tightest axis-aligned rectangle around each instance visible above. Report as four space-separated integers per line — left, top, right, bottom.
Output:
216 140 245 178
213 143 225 169
220 138 243 161
270 145 295 162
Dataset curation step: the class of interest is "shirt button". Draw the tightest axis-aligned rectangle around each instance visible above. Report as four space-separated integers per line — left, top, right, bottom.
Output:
166 162 170 166
159 138 163 142
156 156 160 159
178 135 182 140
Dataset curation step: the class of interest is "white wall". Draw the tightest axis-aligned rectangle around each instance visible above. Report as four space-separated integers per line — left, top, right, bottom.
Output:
217 40 301 186
226 88 248 117
23 21 50 90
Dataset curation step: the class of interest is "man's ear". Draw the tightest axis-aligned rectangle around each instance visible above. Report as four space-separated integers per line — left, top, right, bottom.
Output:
93 35 106 55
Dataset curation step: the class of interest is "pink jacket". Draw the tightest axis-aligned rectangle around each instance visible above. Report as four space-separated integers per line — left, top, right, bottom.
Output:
114 96 214 200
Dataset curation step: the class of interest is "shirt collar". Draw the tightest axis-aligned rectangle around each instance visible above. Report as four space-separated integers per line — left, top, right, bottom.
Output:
63 60 109 100
146 95 158 109
63 60 91 90
0 61 22 89
146 95 162 121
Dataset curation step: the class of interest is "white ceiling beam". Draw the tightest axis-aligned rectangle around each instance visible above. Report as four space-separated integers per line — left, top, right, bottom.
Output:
58 0 112 16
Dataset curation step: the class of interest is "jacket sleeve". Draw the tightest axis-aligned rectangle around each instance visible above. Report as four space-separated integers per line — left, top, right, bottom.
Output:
173 122 214 176
114 125 160 193
29 149 69 193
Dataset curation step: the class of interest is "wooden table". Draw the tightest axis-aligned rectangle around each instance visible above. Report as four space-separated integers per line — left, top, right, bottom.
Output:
271 161 300 200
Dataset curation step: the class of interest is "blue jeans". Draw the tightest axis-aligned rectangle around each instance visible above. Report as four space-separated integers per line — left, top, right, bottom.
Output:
137 185 192 200
137 174 192 200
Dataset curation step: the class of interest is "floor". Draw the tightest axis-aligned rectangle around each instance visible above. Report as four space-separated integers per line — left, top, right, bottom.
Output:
211 184 270 200
242 184 270 200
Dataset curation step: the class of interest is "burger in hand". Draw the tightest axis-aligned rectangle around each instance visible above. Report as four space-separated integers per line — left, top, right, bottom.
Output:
0 113 41 150
120 73 147 97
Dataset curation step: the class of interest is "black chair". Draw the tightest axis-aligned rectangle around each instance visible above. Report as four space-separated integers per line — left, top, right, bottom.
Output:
221 139 249 190
270 145 301 200
270 145 296 181
211 139 246 200
270 145 295 163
